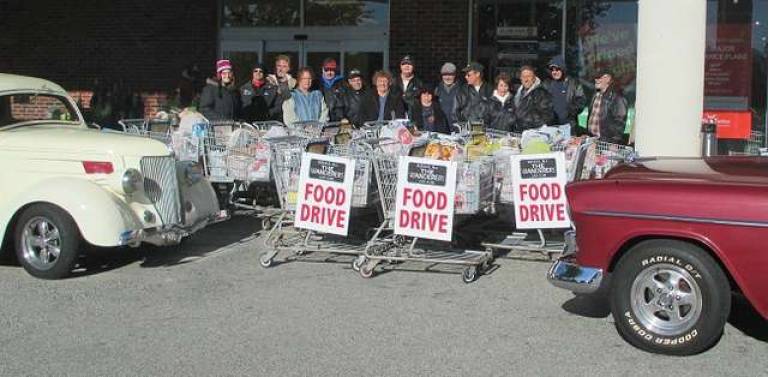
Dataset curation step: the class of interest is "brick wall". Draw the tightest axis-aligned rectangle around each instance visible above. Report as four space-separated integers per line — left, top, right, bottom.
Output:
389 0 470 85
0 0 217 118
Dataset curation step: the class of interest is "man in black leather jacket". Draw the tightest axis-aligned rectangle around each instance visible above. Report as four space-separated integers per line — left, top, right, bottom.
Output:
456 62 493 123
513 65 554 132
392 55 424 114
335 69 368 126
587 69 628 144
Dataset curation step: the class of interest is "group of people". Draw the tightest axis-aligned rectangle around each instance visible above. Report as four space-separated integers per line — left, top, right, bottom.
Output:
200 54 629 145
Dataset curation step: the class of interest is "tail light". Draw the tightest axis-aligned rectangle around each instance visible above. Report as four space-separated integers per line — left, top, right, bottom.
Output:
82 161 114 174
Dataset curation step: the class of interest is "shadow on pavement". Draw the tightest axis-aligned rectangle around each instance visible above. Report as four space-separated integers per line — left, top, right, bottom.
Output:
66 214 262 277
561 277 612 319
728 295 768 343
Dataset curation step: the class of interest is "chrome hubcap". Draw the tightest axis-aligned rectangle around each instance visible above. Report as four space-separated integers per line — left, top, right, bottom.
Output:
21 217 62 270
631 263 702 336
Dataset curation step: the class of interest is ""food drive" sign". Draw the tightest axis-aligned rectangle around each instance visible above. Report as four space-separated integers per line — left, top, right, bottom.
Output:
294 153 355 236
394 157 457 241
510 153 570 229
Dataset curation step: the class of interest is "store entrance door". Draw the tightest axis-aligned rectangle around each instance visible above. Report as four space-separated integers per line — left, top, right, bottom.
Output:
221 39 385 83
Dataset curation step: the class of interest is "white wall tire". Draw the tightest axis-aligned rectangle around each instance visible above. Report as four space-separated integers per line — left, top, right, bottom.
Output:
610 240 731 355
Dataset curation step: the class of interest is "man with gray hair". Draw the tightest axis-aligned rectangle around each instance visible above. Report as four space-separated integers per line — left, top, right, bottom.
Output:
434 62 461 126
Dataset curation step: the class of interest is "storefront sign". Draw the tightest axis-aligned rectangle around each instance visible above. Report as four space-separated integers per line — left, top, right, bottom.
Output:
705 24 752 109
511 153 570 229
497 26 537 39
394 157 457 242
295 153 355 236
702 110 753 140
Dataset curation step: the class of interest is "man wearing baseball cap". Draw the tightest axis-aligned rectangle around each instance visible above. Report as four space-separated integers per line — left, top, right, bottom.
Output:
335 68 368 126
200 59 241 121
239 62 272 122
435 62 461 126
456 61 493 123
587 67 628 144
392 55 425 114
315 57 345 121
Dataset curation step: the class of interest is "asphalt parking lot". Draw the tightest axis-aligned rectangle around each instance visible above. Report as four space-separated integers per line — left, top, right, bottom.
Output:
0 215 766 377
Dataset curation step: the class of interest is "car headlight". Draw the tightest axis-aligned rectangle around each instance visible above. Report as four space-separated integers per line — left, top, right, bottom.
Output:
122 168 143 194
182 161 203 185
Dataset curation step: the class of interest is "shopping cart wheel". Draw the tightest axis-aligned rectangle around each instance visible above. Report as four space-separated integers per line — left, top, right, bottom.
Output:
351 255 366 272
462 266 478 284
259 252 274 268
359 263 375 279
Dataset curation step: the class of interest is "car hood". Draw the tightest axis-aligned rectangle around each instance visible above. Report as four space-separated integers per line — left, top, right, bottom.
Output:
0 124 171 157
605 157 768 186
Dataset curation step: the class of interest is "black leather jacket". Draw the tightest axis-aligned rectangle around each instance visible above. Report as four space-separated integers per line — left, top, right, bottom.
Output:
588 86 628 144
486 95 516 132
456 82 493 123
392 75 425 113
513 84 554 132
543 76 587 126
336 86 368 126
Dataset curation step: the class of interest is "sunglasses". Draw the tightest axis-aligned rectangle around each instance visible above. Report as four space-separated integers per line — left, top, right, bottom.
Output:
323 67 337 72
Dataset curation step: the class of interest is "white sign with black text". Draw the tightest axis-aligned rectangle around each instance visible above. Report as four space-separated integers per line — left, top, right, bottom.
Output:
295 153 356 236
511 153 570 229
394 157 457 242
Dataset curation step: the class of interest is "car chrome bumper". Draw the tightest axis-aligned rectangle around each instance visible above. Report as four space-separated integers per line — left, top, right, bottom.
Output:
547 257 604 294
546 230 603 294
118 210 229 247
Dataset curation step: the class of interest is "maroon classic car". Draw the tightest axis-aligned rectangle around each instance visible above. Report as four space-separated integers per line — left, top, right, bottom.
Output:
548 156 768 355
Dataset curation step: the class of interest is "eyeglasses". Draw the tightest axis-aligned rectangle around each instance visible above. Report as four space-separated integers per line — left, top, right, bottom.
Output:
549 67 562 72
323 67 336 72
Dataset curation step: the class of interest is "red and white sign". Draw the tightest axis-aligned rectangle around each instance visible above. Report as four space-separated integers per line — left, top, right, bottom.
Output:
702 110 753 140
394 157 457 242
295 153 355 236
511 153 570 229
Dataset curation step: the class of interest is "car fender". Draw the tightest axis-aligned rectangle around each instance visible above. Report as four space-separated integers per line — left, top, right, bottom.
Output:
1 177 142 248
609 225 768 320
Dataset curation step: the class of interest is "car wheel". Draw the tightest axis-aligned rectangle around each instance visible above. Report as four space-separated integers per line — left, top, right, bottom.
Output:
610 240 731 355
14 204 81 279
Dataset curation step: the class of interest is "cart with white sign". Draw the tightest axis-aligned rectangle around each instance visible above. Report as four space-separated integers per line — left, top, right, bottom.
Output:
258 137 375 268
482 137 634 260
355 142 494 283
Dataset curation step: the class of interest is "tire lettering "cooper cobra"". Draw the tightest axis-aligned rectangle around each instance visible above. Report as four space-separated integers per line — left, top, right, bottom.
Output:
624 311 699 345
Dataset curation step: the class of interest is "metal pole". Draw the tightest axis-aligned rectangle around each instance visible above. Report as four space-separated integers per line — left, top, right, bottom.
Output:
764 41 768 148
561 0 567 59
467 0 474 63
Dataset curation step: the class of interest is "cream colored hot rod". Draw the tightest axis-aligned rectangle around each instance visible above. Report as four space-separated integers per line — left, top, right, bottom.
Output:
0 74 223 278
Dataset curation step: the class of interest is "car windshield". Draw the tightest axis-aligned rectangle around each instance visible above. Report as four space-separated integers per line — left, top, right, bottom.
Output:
0 93 81 128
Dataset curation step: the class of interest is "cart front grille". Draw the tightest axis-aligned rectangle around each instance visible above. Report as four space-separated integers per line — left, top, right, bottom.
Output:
140 156 182 226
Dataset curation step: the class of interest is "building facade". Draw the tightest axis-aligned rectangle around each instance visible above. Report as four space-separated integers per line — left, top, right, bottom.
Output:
0 0 765 151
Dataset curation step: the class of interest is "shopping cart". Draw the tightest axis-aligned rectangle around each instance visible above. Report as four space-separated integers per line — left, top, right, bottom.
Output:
354 138 494 284
258 136 376 268
482 137 634 260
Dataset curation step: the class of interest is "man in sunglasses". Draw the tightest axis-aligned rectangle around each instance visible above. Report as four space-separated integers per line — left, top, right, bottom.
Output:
456 61 493 124
543 55 586 136
240 62 273 122
315 58 345 121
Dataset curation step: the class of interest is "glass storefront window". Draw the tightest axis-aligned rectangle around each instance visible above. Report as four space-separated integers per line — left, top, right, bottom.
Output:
221 0 388 28
344 52 384 82
705 0 768 154
221 0 300 27
306 0 389 26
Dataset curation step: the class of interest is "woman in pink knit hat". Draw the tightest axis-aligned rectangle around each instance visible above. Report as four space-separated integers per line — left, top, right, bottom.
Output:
199 59 241 121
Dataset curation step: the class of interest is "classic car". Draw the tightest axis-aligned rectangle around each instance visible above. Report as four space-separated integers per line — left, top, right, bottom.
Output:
548 156 768 355
0 74 225 279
